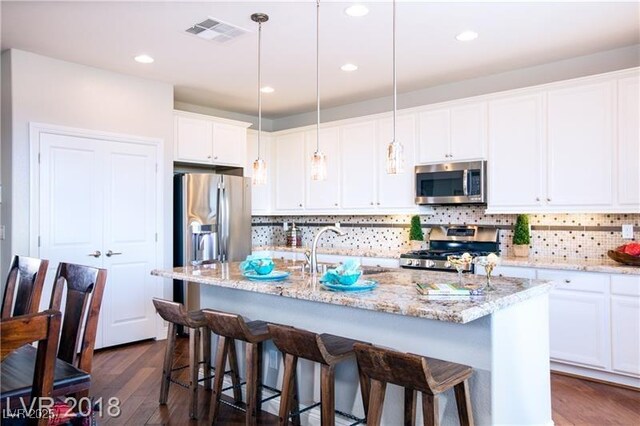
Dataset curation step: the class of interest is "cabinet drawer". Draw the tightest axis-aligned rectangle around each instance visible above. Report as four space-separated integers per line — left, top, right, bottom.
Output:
271 251 302 261
611 275 640 296
538 269 609 293
316 254 353 265
360 257 400 268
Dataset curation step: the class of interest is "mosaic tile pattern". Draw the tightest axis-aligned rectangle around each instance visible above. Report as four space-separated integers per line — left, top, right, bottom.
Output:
252 208 640 261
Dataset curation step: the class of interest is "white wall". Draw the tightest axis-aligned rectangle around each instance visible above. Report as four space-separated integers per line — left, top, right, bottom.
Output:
0 49 174 294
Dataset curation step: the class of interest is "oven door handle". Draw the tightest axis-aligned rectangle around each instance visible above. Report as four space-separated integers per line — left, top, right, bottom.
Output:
462 169 468 196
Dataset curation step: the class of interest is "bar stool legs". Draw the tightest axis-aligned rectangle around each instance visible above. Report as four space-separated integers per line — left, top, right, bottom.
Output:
211 335 243 422
367 379 386 426
246 341 263 424
159 322 176 405
454 381 473 426
404 389 417 426
278 353 301 426
320 364 336 426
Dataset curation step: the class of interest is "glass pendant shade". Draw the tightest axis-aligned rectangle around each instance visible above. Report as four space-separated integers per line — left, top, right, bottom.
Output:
386 140 404 174
252 158 267 186
310 151 327 181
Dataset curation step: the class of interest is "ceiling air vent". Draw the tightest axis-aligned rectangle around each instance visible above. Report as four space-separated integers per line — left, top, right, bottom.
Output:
185 17 249 43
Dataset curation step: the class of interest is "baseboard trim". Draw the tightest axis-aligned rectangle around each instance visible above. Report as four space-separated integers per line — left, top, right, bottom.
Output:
551 363 640 390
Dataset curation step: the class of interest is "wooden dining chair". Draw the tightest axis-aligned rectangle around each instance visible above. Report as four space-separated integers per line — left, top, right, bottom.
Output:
1 310 62 426
1 255 49 319
49 262 108 398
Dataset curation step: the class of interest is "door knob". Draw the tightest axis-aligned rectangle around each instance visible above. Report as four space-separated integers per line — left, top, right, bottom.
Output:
106 250 122 257
88 250 101 258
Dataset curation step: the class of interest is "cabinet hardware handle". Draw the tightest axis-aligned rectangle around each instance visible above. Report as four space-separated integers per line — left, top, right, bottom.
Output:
547 198 551 202
334 203 338 206
377 202 380 205
299 203 303 207
536 197 540 202
370 202 374 205
106 250 122 257
88 250 101 258
214 156 218 160
207 155 212 159
564 279 571 283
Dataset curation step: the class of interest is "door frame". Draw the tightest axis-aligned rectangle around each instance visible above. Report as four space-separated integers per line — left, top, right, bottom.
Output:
28 122 166 339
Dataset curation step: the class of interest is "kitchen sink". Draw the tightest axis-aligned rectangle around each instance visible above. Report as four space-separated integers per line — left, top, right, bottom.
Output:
362 267 392 275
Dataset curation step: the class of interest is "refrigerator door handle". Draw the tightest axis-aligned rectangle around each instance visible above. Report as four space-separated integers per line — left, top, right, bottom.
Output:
219 182 229 262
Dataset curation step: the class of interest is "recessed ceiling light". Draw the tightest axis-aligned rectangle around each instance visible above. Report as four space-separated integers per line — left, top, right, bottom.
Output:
260 86 275 93
455 31 478 42
345 4 369 17
341 63 358 72
134 54 154 64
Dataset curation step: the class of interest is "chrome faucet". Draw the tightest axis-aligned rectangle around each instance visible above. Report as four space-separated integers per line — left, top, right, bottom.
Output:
310 226 346 273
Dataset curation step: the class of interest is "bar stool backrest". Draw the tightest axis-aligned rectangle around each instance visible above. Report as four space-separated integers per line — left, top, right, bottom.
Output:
268 324 326 364
1 255 49 319
354 343 434 393
152 298 199 328
202 309 252 341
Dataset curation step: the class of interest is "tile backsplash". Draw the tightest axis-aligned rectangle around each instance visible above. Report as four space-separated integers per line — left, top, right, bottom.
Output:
252 207 640 260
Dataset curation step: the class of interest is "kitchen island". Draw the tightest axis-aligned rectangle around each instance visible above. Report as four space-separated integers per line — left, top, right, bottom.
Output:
152 260 554 425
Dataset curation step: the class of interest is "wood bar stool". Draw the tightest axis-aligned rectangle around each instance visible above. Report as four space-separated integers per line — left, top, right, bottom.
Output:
202 309 298 426
1 255 49 319
152 298 241 419
268 324 370 426
353 343 474 426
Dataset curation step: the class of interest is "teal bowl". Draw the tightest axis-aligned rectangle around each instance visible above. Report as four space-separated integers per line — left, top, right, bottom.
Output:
254 261 275 275
337 271 362 286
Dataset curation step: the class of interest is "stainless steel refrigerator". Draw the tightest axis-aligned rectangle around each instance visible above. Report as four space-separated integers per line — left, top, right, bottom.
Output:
173 173 251 311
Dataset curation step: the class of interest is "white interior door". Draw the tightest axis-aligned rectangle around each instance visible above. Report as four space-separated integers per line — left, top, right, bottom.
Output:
101 141 158 347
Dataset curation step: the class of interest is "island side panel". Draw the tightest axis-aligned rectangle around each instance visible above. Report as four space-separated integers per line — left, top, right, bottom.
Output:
491 293 553 426
199 283 494 425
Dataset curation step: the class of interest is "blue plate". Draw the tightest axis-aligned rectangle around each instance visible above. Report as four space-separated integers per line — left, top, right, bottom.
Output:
243 270 290 282
321 279 378 292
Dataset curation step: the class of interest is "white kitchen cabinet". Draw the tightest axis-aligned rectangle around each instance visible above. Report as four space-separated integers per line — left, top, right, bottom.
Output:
174 114 214 164
610 275 640 376
488 94 545 209
246 131 272 214
305 128 341 210
540 269 611 369
340 121 378 209
616 76 640 208
377 115 416 209
213 122 246 166
360 257 401 268
546 81 614 207
274 131 306 211
417 102 486 164
476 265 536 279
174 111 250 167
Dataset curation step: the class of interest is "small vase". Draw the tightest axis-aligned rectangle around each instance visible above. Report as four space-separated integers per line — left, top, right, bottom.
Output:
513 244 530 258
485 271 497 291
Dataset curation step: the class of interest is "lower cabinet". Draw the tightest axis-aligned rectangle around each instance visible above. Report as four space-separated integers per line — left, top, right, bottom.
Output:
485 265 640 385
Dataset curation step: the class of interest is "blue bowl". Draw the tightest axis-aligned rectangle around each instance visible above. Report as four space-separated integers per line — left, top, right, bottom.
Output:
254 261 275 275
337 271 362 286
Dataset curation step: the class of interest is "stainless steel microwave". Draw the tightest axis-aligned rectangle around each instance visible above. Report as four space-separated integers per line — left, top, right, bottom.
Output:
415 160 487 205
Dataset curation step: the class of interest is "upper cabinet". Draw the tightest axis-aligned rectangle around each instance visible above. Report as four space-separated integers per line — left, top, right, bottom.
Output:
245 131 272 214
617 75 640 208
174 111 250 167
418 102 487 164
274 132 306 211
377 115 417 209
546 81 614 207
340 121 378 209
305 128 341 210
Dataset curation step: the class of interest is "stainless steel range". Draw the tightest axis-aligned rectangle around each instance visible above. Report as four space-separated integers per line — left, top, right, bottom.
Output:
400 225 500 272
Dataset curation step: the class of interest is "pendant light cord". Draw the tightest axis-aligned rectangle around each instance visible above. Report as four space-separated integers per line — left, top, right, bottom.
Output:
392 0 397 144
316 0 321 152
257 20 262 159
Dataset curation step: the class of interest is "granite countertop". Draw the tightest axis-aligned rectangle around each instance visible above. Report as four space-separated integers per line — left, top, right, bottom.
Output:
151 260 552 324
254 245 640 275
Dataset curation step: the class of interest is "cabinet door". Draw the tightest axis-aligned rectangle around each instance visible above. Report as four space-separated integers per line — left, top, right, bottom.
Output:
246 132 271 214
547 82 614 206
274 132 306 211
488 94 544 208
377 115 416 208
212 122 246 166
617 76 640 207
450 102 487 161
418 109 450 163
305 128 341 209
340 121 377 209
549 290 610 369
611 275 640 376
174 115 214 164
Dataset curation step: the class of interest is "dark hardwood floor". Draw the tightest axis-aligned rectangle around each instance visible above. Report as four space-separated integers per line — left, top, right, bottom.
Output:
89 338 640 425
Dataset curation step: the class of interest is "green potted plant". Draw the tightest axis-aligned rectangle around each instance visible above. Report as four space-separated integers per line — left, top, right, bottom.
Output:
409 215 425 251
513 214 531 257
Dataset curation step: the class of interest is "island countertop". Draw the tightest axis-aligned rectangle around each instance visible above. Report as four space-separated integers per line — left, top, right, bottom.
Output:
152 260 552 324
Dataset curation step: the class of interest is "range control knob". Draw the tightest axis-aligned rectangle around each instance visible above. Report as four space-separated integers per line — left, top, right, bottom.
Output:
406 259 414 266
425 260 435 268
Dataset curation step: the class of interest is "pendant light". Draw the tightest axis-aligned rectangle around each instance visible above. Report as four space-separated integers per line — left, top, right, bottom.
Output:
386 0 404 174
251 12 269 186
310 0 327 181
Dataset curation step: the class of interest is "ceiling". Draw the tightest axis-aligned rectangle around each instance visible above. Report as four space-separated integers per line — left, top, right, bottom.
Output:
2 1 639 118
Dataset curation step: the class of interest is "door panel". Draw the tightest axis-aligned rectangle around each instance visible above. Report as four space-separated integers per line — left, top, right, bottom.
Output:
175 115 213 163
617 76 640 207
274 132 306 210
305 128 341 209
450 103 487 161
340 121 377 209
377 115 416 208
418 109 449 163
102 142 158 347
611 295 640 376
213 122 246 166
